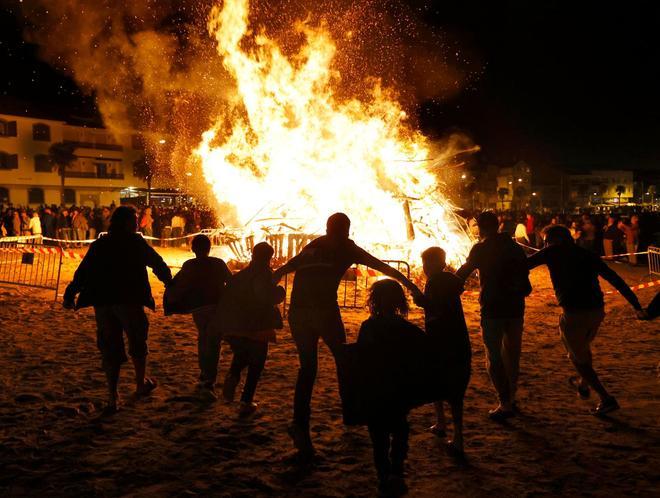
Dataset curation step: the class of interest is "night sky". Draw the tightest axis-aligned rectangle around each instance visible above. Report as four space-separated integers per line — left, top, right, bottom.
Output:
1 0 659 173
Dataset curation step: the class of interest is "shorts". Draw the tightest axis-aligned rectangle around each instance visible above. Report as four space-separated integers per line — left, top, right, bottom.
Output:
559 307 605 365
94 305 149 369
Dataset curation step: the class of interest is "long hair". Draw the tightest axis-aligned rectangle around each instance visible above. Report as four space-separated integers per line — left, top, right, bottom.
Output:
367 279 409 318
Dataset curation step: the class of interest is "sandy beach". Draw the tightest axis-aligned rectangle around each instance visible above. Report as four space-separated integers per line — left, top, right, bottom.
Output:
0 249 658 497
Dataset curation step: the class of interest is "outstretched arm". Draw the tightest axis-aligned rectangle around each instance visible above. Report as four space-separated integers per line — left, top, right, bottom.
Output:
144 241 173 286
596 259 642 311
527 249 547 270
272 251 305 283
354 247 423 299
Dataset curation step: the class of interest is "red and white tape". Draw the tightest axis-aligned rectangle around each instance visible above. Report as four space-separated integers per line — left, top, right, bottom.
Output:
0 246 83 260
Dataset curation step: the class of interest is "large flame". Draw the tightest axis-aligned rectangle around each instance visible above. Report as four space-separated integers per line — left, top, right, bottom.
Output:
194 0 472 265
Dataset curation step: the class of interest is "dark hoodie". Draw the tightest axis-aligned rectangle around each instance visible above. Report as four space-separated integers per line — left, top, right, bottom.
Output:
64 232 171 310
457 233 532 319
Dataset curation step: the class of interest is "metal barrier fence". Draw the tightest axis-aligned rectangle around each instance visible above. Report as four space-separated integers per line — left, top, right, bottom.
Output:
280 260 411 316
0 242 63 300
649 246 660 277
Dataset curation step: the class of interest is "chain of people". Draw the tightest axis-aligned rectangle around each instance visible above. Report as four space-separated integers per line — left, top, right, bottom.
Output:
58 206 658 496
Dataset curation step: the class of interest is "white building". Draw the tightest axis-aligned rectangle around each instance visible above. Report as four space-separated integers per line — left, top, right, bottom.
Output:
567 169 634 206
0 113 146 207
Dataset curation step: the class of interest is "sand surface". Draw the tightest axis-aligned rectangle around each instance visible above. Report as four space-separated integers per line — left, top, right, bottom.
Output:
0 248 658 497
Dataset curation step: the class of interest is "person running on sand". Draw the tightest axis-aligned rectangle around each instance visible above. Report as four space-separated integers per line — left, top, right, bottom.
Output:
272 212 423 458
164 234 232 400
456 211 531 422
63 206 172 414
220 242 285 417
528 225 647 415
358 279 426 496
416 247 471 455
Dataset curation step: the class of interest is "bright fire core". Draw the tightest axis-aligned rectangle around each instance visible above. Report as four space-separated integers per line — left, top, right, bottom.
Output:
194 0 473 265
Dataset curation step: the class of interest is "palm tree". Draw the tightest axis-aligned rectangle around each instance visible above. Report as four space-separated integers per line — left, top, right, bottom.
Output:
497 187 509 210
48 142 77 206
615 185 626 206
133 156 154 204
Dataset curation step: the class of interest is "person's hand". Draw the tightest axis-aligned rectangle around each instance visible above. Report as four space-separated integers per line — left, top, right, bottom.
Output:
411 288 425 307
635 308 649 320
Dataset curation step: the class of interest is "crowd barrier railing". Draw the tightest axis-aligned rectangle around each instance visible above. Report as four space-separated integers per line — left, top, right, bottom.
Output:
0 241 63 300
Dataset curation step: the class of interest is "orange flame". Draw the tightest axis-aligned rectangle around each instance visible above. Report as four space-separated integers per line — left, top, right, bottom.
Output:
194 0 472 265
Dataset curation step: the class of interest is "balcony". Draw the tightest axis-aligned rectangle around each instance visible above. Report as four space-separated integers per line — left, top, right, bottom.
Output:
63 140 124 152
66 171 125 180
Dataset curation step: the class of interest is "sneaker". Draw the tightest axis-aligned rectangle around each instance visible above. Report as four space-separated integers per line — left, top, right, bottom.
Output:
287 423 314 457
222 374 240 402
379 475 408 497
198 385 218 402
135 377 158 398
593 396 620 416
238 401 258 418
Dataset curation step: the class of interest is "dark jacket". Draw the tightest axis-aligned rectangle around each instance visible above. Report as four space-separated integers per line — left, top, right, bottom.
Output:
164 256 232 315
457 233 532 319
527 242 642 312
64 232 172 310
220 264 285 334
354 316 430 420
41 213 57 238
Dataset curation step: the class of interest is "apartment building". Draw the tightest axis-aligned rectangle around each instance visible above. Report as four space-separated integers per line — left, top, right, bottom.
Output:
0 112 146 207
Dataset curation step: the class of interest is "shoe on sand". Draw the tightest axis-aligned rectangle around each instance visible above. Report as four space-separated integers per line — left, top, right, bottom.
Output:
429 424 447 438
378 475 408 497
488 406 515 423
135 378 157 398
238 401 258 418
287 423 314 458
593 396 620 417
222 374 240 402
197 385 218 402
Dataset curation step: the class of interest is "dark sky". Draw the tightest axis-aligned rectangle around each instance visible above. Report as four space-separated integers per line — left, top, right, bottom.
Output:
1 0 659 171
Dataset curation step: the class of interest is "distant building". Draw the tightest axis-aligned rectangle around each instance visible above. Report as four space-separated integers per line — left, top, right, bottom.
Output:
567 169 634 207
0 113 146 207
494 160 532 210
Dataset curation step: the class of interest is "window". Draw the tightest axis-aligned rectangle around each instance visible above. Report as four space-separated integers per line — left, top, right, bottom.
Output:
0 187 8 204
0 152 18 169
0 119 18 137
64 188 76 205
28 188 45 204
32 123 51 141
34 154 52 172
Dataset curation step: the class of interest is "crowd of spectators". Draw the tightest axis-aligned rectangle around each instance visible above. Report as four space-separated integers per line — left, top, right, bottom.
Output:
466 210 660 265
2 203 659 262
0 203 218 246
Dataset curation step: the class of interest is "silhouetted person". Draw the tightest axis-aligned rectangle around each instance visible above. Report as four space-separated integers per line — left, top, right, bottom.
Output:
647 291 659 320
164 234 232 399
528 225 645 415
456 211 531 421
417 247 470 454
220 242 285 417
63 206 172 414
272 212 423 457
41 207 57 240
358 279 425 496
